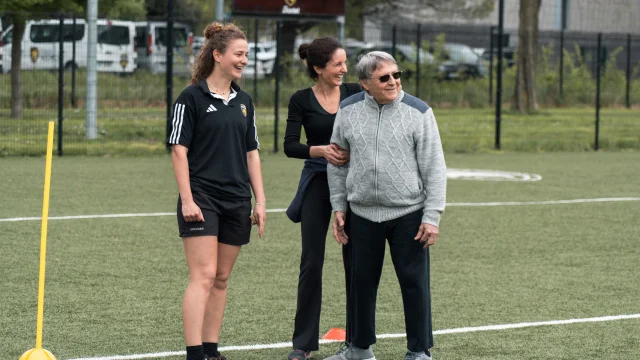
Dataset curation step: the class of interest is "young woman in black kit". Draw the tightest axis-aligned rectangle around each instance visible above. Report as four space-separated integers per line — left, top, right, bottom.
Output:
168 22 266 360
283 37 361 360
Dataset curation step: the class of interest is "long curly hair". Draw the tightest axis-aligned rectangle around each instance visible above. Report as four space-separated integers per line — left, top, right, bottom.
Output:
191 22 247 84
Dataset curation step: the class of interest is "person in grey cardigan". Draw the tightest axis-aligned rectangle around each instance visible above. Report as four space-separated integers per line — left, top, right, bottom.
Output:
324 51 447 360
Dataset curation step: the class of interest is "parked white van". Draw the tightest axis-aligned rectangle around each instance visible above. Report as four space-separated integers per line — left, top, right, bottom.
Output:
96 20 137 73
134 21 192 75
1 18 137 74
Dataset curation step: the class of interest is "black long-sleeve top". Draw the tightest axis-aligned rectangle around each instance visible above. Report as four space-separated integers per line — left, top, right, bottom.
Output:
284 83 362 159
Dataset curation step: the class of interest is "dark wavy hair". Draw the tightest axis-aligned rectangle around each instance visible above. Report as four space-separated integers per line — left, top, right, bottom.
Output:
298 37 343 80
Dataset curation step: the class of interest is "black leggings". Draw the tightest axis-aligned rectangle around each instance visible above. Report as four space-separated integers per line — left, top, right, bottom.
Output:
292 173 352 351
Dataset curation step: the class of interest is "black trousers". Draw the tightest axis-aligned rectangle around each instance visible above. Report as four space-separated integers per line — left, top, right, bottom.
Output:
292 173 352 351
349 209 433 353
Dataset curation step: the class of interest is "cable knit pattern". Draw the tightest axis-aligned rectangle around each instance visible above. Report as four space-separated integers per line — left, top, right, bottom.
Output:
328 91 447 226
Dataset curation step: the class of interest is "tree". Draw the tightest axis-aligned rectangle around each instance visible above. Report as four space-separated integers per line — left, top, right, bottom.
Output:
1 0 144 119
513 0 542 113
100 0 145 20
145 0 211 32
1 0 82 118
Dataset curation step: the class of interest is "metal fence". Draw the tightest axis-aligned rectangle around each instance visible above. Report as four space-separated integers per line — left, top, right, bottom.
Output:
1 11 639 156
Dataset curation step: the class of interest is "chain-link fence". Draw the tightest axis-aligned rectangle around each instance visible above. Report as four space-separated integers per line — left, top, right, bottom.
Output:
1 4 639 156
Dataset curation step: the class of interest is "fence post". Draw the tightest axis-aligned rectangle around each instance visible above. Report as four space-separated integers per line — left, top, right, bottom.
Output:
489 26 495 105
559 29 564 99
58 13 64 156
626 33 631 109
274 21 281 153
415 24 421 98
166 0 175 151
254 19 259 106
391 25 397 60
495 0 504 150
595 33 602 151
560 0 567 100
71 14 77 108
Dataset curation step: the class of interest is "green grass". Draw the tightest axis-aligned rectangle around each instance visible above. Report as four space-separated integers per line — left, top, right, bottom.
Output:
1 107 639 156
0 152 639 359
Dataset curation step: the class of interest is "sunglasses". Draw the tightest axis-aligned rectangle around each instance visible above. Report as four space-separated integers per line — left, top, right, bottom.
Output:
373 71 402 83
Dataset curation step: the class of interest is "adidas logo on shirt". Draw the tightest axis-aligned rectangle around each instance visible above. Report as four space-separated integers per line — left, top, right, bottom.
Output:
206 104 217 112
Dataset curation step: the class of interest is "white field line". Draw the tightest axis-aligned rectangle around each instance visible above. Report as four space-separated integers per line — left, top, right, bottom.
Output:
66 313 640 360
1 197 639 223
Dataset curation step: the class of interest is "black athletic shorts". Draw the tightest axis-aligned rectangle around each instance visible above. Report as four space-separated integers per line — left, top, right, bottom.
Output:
177 192 252 246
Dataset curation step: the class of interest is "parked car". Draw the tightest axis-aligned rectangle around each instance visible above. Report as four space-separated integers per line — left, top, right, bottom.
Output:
134 21 192 75
343 38 370 64
248 41 275 75
479 46 516 68
243 56 266 79
354 42 435 79
2 19 138 74
191 35 205 55
435 43 488 80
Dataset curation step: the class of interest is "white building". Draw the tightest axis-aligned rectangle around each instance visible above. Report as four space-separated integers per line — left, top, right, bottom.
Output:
364 0 640 43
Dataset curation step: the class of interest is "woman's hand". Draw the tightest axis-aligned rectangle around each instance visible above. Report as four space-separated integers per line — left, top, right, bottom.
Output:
182 199 204 222
323 144 349 166
250 203 266 238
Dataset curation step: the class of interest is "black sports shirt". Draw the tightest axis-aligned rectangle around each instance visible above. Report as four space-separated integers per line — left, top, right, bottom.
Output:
284 83 361 159
167 79 260 200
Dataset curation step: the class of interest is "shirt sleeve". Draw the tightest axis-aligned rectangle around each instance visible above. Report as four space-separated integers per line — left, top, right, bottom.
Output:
328 107 349 213
283 91 312 159
246 100 260 151
416 108 447 227
167 89 197 147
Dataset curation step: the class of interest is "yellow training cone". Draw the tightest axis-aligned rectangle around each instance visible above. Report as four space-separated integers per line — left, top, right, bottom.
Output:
20 349 56 360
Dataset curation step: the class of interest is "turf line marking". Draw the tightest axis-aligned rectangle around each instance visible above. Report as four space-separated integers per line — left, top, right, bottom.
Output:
0 212 177 222
1 197 640 223
67 313 640 360
446 197 640 207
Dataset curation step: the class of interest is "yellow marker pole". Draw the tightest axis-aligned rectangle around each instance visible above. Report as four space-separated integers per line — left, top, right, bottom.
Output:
36 121 55 350
21 122 57 360
20 121 57 360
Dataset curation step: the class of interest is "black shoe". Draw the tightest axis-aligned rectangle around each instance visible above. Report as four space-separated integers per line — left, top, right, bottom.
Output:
288 349 311 360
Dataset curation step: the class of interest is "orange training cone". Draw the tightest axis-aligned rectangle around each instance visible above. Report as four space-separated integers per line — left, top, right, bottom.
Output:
322 328 346 341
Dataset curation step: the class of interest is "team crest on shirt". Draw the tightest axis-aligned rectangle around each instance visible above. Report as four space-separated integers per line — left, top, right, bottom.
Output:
240 104 247 117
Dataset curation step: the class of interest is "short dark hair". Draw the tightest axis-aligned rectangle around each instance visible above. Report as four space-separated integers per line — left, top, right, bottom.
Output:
298 37 343 80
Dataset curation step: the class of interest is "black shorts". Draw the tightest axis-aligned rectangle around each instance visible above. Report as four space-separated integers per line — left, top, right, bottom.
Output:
177 192 252 246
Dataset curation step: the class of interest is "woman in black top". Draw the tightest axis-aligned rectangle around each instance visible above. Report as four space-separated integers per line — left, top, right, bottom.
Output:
168 22 266 360
284 37 361 360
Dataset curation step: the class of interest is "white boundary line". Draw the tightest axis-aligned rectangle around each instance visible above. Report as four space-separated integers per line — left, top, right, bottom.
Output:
446 197 640 207
1 197 639 223
66 313 640 360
